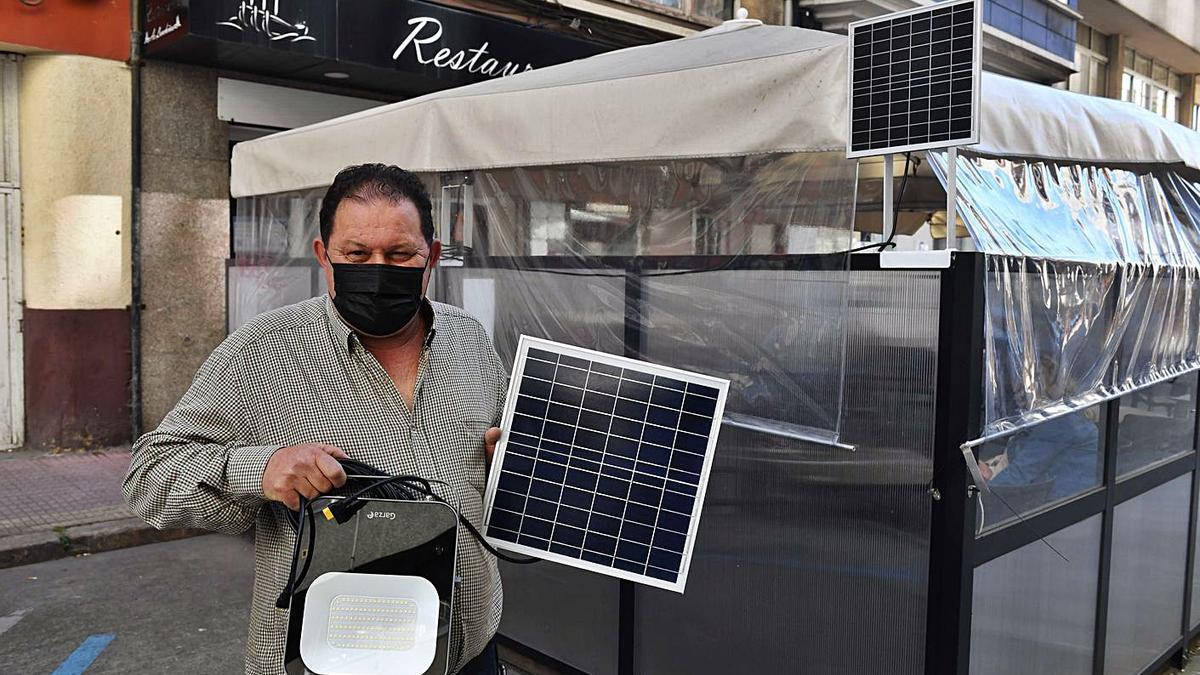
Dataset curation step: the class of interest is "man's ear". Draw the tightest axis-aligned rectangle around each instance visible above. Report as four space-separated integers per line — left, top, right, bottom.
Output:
313 238 329 267
428 239 442 269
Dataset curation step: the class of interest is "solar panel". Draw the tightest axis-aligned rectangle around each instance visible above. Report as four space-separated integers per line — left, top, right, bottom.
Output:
846 0 981 158
482 336 729 592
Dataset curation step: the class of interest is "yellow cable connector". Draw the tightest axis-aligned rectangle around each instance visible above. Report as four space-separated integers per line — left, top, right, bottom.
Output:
323 507 335 521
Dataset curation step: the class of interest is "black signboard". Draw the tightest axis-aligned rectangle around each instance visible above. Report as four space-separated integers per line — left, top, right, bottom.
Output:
143 0 609 97
189 0 337 58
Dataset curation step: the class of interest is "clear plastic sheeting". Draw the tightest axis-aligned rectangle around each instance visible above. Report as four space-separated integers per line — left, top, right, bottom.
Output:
929 152 1200 438
230 151 858 444
441 152 857 443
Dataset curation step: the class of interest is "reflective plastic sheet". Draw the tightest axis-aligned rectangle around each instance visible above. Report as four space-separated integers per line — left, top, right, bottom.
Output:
930 152 1200 438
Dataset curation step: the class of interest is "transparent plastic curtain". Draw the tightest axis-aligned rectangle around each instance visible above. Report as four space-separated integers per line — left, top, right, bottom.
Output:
435 152 858 445
929 152 1200 437
231 151 859 444
230 189 327 332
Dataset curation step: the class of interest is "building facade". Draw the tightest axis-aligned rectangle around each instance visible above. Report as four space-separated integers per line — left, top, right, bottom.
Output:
0 0 135 450
784 0 1200 128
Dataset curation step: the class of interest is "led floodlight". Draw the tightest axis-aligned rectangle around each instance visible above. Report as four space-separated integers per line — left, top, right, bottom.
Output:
300 572 441 675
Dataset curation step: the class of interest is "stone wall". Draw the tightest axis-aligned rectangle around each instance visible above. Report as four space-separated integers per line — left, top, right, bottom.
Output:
138 61 230 431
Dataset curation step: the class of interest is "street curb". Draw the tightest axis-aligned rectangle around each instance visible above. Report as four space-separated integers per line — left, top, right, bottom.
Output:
0 518 207 569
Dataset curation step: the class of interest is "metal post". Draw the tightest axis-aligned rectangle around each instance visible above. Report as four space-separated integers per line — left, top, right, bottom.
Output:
925 252 985 674
619 260 644 675
882 153 894 242
1093 396 1121 674
947 146 959 250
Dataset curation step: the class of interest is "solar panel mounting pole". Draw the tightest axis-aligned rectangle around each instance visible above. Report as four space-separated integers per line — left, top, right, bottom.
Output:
947 146 959 250
882 153 894 243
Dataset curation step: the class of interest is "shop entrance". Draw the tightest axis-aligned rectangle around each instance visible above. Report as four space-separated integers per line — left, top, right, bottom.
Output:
0 54 25 448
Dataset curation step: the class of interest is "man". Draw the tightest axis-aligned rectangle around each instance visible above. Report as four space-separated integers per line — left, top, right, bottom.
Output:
124 164 506 674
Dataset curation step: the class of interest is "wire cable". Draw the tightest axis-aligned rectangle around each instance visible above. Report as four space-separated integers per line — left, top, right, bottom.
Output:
275 496 311 609
275 457 539 609
325 462 541 565
844 152 918 254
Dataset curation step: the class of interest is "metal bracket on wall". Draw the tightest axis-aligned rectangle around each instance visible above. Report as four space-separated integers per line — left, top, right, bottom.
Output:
960 445 988 495
440 179 474 264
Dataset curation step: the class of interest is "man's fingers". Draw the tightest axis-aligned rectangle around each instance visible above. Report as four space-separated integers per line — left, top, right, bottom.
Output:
305 467 334 494
315 452 348 488
320 445 350 460
484 427 501 472
280 491 300 511
294 477 321 501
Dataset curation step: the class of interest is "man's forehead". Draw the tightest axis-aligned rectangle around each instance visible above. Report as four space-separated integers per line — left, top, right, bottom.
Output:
330 197 423 244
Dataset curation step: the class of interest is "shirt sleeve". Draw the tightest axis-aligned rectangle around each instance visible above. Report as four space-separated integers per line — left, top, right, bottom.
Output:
122 343 280 535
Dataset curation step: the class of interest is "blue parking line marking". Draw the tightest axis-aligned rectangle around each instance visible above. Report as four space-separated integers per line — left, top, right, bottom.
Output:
51 634 116 675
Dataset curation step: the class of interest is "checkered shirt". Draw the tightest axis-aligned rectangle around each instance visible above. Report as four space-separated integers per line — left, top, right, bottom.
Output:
123 295 505 674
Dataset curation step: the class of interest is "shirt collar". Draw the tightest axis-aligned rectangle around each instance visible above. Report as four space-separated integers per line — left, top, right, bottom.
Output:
323 294 438 354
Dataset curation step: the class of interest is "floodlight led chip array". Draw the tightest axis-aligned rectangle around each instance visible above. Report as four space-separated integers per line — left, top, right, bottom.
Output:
301 572 440 675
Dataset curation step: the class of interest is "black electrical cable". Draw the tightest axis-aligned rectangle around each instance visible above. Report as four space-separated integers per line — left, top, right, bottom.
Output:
844 152 918 254
275 457 539 609
327 466 540 565
275 496 311 608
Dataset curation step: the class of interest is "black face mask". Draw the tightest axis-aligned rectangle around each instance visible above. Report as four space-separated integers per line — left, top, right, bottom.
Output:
331 262 426 337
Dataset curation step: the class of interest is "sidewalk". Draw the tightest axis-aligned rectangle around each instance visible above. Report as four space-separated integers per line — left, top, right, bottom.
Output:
0 447 204 568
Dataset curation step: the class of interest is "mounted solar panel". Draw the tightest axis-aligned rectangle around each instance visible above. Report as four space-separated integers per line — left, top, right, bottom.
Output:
482 336 729 593
846 0 982 158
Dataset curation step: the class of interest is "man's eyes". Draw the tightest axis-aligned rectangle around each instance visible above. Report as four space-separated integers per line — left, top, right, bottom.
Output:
343 250 420 262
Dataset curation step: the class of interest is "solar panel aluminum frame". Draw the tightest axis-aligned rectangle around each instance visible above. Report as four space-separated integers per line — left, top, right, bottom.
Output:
482 335 730 593
845 0 983 159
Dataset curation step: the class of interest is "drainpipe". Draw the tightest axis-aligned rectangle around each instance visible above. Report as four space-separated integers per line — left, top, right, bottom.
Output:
130 1 144 440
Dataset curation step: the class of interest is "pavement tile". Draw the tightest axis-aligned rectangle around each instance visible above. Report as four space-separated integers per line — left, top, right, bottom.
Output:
0 449 133 537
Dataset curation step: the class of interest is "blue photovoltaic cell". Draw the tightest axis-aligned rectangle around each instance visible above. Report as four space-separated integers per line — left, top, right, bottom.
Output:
486 343 723 587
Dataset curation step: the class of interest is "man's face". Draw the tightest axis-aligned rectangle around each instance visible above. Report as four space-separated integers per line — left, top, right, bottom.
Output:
314 196 442 300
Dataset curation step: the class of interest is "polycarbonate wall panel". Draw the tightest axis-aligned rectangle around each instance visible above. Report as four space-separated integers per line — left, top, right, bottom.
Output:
641 270 848 440
1105 473 1192 675
970 515 1101 675
1193 498 1200 631
632 270 939 675
496 562 620 675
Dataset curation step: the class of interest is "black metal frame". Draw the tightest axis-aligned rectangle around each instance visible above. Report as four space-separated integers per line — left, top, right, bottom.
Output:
925 252 1200 675
925 251 985 674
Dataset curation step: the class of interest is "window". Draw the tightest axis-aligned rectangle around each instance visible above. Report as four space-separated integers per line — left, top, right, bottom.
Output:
1067 25 1108 97
984 0 1078 62
1120 47 1183 123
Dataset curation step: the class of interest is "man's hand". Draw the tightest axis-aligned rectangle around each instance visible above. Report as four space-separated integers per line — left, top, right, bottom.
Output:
484 427 501 472
263 443 349 511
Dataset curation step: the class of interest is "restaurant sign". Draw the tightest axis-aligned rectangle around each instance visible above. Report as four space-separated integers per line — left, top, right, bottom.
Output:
144 0 607 94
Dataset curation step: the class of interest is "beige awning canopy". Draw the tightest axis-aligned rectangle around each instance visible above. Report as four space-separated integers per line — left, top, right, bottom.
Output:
230 21 1200 198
